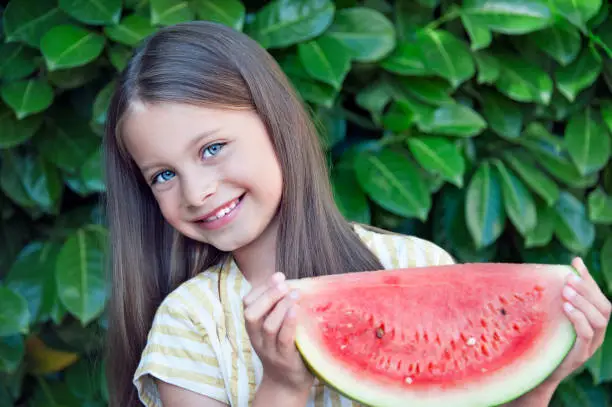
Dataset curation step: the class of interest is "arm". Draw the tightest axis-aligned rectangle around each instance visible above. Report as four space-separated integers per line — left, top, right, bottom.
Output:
157 380 229 407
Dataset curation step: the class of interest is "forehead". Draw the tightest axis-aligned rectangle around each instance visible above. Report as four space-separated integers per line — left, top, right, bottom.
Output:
120 101 261 163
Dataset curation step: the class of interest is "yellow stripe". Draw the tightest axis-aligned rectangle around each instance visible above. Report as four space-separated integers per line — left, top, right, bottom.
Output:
152 324 204 343
140 362 225 387
234 273 258 402
314 385 325 407
403 237 417 267
184 279 216 316
220 261 240 407
330 388 342 407
143 343 219 367
382 235 400 268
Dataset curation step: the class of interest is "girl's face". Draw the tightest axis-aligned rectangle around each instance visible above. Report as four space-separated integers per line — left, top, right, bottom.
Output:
122 102 283 253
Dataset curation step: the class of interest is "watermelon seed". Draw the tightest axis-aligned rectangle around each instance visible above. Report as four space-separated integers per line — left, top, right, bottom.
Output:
376 327 385 338
499 296 508 305
404 377 413 384
500 308 507 316
480 319 488 328
340 345 347 350
347 323 353 328
481 344 490 357
481 368 488 373
467 337 476 346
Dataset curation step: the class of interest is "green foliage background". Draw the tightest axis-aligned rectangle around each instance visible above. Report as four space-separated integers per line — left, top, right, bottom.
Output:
0 0 611 405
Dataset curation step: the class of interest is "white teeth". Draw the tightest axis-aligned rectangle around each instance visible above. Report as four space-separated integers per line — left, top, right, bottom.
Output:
204 199 239 222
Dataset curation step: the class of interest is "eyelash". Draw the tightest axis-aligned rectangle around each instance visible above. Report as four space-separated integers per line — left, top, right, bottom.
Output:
150 142 226 185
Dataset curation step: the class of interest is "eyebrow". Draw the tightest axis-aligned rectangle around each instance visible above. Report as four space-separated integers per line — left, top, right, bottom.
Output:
140 129 220 174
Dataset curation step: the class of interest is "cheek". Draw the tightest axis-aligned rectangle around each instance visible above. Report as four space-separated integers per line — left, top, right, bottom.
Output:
153 190 180 221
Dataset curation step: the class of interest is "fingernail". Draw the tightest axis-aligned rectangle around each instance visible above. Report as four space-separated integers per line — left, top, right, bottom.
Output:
564 302 574 313
290 290 300 300
277 282 288 292
563 286 576 299
571 275 581 284
273 272 285 282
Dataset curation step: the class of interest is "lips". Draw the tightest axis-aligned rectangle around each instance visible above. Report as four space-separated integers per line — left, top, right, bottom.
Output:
195 194 244 223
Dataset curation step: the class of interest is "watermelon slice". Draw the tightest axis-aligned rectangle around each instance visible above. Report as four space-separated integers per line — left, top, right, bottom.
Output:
290 263 576 407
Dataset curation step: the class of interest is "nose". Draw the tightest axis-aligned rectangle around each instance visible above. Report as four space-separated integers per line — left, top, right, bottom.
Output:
181 171 217 208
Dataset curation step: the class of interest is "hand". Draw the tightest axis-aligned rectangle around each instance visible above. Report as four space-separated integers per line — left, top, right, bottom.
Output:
546 257 611 384
243 272 314 393
504 258 611 407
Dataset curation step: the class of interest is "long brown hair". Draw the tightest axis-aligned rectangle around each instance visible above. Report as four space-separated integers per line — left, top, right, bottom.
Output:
103 21 383 406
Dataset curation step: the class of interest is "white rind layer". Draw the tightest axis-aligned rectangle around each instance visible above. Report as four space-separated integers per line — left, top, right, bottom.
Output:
291 264 576 407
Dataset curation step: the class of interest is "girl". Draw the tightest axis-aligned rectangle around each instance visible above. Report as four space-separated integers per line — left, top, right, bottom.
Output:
103 21 610 407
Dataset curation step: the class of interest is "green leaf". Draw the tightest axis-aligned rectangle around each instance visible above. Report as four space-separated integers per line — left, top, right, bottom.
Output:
380 41 428 75
3 0 71 47
81 149 105 193
298 36 351 89
247 0 334 49
356 80 391 122
1 79 54 119
460 13 492 50
150 0 194 26
602 236 612 297
280 55 337 108
34 113 100 173
587 310 612 383
493 52 553 104
0 104 43 149
552 0 602 29
0 43 38 80
554 191 595 254
407 136 465 187
418 103 486 137
602 99 612 133
0 335 24 373
530 21 581 66
480 89 523 138
565 107 610 175
415 28 475 88
588 188 612 224
59 0 122 25
20 154 63 214
104 14 157 47
465 161 505 248
354 148 431 220
325 7 396 62
502 151 560 206
332 166 370 223
56 227 108 325
40 25 105 71
525 203 556 247
108 45 132 72
433 186 498 263
462 0 553 34
92 81 115 127
0 151 37 209
65 359 100 400
191 0 245 31
5 242 61 324
0 287 29 336
556 47 602 102
381 101 414 132
316 107 346 150
473 51 500 84
493 160 537 235
47 64 100 89
398 77 454 106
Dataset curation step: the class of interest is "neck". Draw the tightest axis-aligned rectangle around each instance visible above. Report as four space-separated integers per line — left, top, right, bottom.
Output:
232 215 279 288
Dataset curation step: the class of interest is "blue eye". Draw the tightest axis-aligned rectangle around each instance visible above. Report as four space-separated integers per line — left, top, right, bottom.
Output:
202 143 224 159
152 170 175 185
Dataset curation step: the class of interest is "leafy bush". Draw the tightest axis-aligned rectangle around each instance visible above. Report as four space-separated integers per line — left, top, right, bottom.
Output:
0 0 611 405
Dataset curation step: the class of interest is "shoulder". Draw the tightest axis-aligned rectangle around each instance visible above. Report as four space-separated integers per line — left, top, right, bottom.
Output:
352 223 455 268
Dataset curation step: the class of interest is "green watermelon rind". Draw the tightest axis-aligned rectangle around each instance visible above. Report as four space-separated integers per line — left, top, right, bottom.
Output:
292 264 579 407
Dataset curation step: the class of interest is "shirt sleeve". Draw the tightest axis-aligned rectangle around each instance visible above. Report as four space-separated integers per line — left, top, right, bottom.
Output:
392 234 456 268
133 300 228 406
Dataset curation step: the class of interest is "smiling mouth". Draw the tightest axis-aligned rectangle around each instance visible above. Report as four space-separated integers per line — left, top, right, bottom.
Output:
197 194 244 223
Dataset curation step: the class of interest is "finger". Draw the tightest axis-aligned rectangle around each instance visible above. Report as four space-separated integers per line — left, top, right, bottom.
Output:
563 285 608 349
564 302 594 363
261 290 299 351
568 259 612 319
243 272 285 307
244 280 289 327
278 304 299 358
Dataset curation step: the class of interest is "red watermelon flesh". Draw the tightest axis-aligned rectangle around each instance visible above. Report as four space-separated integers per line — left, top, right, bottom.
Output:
290 263 576 407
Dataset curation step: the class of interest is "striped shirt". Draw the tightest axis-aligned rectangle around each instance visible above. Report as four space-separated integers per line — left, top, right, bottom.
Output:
134 224 455 406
